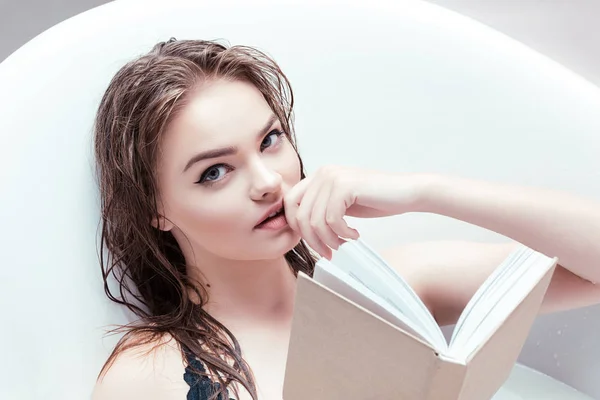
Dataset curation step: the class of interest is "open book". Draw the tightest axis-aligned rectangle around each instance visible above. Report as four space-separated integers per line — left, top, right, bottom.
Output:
283 239 557 400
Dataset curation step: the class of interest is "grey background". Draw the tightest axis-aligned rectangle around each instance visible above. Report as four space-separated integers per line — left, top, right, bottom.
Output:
1 0 599 397
2 0 600 88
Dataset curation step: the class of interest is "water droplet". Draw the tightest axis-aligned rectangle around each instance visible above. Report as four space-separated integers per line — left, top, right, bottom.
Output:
557 330 562 335
553 353 558 359
536 340 541 346
556 361 561 367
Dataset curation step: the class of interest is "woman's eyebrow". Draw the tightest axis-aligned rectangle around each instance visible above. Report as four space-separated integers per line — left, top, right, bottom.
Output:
182 114 278 173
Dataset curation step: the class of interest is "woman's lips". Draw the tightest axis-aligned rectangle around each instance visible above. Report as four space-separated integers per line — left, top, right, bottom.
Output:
255 210 287 230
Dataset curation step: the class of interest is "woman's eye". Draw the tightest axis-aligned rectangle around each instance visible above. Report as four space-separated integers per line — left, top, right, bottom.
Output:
195 130 283 186
261 129 284 150
197 164 229 185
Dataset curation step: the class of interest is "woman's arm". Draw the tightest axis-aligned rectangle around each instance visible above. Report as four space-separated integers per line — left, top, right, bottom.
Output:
416 173 600 284
382 240 600 326
381 174 600 325
285 166 600 322
285 166 600 280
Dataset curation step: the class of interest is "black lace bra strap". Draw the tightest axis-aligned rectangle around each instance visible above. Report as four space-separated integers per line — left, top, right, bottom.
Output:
182 345 232 400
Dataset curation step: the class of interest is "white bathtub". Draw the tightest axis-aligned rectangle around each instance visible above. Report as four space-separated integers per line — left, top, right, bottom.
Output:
0 1 598 398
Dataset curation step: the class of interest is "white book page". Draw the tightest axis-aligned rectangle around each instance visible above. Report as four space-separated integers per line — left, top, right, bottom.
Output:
313 258 435 346
353 240 443 339
329 240 447 350
450 246 530 344
448 247 555 359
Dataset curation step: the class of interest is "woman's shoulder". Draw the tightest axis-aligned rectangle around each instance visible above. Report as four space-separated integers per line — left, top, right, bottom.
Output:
92 333 189 400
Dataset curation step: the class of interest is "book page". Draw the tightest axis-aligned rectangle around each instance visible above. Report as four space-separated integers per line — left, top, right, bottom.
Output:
314 258 433 345
448 246 556 359
325 239 447 350
351 240 446 345
450 246 529 343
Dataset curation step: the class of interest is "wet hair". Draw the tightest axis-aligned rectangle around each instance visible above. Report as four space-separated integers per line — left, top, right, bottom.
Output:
93 38 316 399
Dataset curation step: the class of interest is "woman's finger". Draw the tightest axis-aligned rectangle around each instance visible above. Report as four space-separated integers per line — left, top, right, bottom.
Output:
295 177 332 259
309 181 342 253
284 176 312 234
326 184 360 240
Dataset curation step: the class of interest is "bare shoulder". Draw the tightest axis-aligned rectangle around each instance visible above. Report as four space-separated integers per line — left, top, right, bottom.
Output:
92 333 189 400
379 240 600 325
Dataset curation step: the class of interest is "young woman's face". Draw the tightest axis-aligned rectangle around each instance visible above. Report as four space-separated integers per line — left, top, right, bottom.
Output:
155 79 302 262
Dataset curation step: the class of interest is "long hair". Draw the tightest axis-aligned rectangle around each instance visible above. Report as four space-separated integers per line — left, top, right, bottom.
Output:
93 38 316 399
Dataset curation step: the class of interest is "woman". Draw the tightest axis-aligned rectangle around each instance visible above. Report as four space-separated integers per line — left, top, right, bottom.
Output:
92 38 600 400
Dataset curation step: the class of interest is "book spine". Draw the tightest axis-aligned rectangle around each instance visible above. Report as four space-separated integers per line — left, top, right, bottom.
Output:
425 356 466 400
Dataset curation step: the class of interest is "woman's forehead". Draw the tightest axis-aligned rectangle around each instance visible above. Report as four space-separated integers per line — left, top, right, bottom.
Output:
168 80 272 141
159 80 277 168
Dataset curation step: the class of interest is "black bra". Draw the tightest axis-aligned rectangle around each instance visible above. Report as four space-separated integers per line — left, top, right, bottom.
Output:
183 347 234 400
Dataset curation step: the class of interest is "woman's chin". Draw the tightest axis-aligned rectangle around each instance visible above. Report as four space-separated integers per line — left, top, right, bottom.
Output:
288 233 303 250
263 230 302 258
277 229 302 251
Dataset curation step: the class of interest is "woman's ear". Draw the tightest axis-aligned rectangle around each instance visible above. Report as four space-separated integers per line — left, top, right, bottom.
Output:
151 213 174 231
151 206 174 232
152 198 174 231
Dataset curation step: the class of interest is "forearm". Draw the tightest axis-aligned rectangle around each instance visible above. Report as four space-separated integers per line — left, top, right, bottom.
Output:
417 174 600 283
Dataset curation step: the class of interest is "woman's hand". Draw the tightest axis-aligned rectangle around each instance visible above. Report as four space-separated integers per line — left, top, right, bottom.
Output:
283 165 428 259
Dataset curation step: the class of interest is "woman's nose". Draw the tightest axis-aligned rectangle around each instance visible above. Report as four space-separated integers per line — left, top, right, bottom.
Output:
249 161 283 201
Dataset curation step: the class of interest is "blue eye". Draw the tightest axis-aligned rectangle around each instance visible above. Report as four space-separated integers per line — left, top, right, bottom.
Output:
197 164 230 186
261 129 284 150
196 130 285 187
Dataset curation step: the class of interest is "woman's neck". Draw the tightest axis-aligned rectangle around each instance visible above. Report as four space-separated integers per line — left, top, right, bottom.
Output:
189 255 298 329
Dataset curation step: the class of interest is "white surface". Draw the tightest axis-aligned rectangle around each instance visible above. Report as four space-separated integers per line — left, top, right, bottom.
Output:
496 364 593 399
425 0 600 88
4 1 600 88
0 0 599 398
